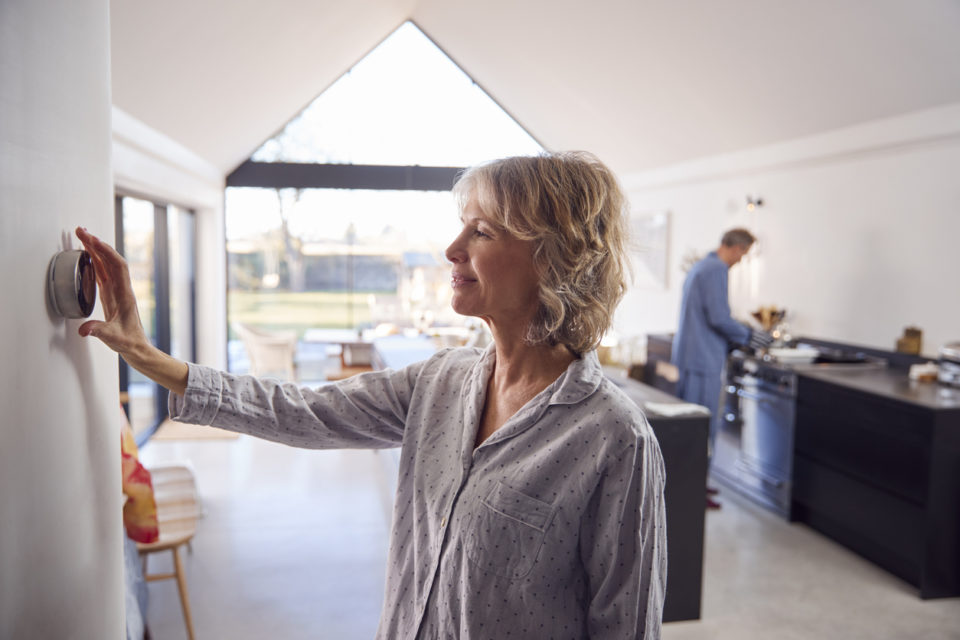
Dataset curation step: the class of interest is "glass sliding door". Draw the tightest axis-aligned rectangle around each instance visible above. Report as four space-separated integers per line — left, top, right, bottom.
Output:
168 205 197 363
115 194 196 443
225 186 461 382
116 195 158 439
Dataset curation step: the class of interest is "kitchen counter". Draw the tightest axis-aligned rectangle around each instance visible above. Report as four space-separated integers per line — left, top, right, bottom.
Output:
798 366 960 411
792 365 960 599
605 365 702 412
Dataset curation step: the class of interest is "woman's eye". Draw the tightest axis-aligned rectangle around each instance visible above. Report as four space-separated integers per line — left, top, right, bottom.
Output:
473 228 490 238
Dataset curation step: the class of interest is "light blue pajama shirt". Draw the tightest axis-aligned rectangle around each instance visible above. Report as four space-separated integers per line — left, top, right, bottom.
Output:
671 251 752 442
170 344 667 639
671 251 751 379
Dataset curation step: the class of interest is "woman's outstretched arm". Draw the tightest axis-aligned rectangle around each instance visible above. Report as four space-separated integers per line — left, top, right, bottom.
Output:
75 226 189 395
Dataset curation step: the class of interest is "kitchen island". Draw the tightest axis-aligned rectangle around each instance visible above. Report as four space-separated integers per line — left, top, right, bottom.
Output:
793 365 960 599
645 331 960 599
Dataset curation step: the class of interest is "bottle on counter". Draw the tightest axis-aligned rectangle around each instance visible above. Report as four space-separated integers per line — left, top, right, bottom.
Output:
896 326 922 354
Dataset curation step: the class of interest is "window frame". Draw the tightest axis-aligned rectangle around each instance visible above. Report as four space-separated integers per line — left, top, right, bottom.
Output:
114 191 197 446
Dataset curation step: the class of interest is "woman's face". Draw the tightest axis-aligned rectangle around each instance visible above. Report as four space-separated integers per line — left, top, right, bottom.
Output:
445 196 540 332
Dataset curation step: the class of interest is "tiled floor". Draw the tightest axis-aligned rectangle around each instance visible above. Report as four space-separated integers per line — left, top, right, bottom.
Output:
138 434 960 639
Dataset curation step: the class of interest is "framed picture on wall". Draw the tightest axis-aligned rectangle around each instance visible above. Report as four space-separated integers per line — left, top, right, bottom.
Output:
629 210 670 289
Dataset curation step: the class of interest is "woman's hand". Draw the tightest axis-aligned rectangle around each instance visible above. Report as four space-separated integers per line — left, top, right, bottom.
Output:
75 227 189 395
75 227 150 356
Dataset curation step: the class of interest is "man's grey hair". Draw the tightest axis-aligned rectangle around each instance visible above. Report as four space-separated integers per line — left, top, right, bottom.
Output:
721 228 756 248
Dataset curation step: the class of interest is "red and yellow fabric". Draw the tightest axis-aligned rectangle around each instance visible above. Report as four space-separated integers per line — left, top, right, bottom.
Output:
120 409 158 543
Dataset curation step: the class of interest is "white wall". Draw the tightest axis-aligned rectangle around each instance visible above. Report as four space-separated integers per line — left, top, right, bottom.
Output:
615 104 960 359
0 1 124 637
112 107 228 369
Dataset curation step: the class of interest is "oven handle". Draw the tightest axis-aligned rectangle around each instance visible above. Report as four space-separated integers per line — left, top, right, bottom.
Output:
734 379 797 400
735 388 784 403
735 458 785 488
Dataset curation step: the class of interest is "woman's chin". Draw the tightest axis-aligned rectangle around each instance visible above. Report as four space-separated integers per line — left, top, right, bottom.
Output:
450 297 478 318
451 305 477 318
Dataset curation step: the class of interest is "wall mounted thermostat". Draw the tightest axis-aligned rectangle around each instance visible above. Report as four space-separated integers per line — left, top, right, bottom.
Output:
48 249 97 319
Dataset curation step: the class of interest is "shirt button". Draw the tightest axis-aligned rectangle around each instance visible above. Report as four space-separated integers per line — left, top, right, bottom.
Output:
440 516 447 528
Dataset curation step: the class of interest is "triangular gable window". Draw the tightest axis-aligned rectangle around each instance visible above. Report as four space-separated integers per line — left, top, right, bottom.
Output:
249 21 542 167
225 22 544 378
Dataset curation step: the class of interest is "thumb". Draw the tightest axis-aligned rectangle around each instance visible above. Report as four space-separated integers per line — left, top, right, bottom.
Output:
78 319 103 338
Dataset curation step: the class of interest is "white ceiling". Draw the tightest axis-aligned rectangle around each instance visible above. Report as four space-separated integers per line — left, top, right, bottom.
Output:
110 0 960 177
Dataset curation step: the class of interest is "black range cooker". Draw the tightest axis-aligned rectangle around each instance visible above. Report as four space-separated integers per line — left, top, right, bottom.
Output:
714 344 886 517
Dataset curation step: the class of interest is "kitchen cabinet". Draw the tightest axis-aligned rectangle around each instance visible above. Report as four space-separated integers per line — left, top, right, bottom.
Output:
792 369 960 599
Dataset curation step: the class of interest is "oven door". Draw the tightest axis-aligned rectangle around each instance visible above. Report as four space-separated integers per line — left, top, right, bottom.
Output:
734 375 795 516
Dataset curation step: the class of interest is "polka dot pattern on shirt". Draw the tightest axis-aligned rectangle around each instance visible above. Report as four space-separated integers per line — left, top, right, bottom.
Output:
171 345 667 639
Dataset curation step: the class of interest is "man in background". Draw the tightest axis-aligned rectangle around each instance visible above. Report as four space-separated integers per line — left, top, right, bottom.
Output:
671 228 772 509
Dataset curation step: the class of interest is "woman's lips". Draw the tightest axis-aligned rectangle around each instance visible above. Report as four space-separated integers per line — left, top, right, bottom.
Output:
451 274 476 288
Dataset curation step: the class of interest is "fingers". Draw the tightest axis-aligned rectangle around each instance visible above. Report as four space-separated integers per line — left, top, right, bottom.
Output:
74 228 150 357
75 227 130 280
75 227 115 312
74 226 132 312
75 227 111 288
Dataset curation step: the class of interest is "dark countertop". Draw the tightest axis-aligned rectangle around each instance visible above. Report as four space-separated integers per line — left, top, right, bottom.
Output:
798 366 960 411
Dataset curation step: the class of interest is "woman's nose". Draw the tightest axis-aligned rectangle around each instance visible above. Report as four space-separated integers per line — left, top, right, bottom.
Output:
445 234 466 263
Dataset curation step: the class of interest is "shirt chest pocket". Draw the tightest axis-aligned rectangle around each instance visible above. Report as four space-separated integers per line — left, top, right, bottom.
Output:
464 482 556 581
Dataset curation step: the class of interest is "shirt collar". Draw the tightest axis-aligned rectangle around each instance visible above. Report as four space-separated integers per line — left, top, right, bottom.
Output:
465 345 604 453
475 342 603 406
548 349 603 405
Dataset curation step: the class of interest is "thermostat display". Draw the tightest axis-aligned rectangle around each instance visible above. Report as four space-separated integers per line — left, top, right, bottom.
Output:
48 249 97 319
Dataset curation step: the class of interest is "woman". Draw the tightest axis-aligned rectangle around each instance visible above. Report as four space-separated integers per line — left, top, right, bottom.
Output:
78 151 666 639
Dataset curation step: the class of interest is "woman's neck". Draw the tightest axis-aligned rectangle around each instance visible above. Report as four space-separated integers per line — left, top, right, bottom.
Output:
489 334 576 389
474 334 577 448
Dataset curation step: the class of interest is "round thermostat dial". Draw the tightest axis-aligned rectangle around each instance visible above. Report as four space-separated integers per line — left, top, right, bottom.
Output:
48 249 97 319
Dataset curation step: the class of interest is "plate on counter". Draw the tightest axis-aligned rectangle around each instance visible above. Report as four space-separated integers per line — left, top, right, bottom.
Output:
767 347 819 364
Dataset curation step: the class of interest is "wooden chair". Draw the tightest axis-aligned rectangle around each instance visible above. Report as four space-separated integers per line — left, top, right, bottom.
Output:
137 463 202 640
323 340 374 381
233 322 298 381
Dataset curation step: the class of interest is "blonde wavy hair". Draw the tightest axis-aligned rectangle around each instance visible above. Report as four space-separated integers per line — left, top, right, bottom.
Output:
453 151 629 355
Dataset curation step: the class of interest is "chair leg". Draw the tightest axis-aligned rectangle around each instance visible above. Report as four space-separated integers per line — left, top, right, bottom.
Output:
171 546 196 640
